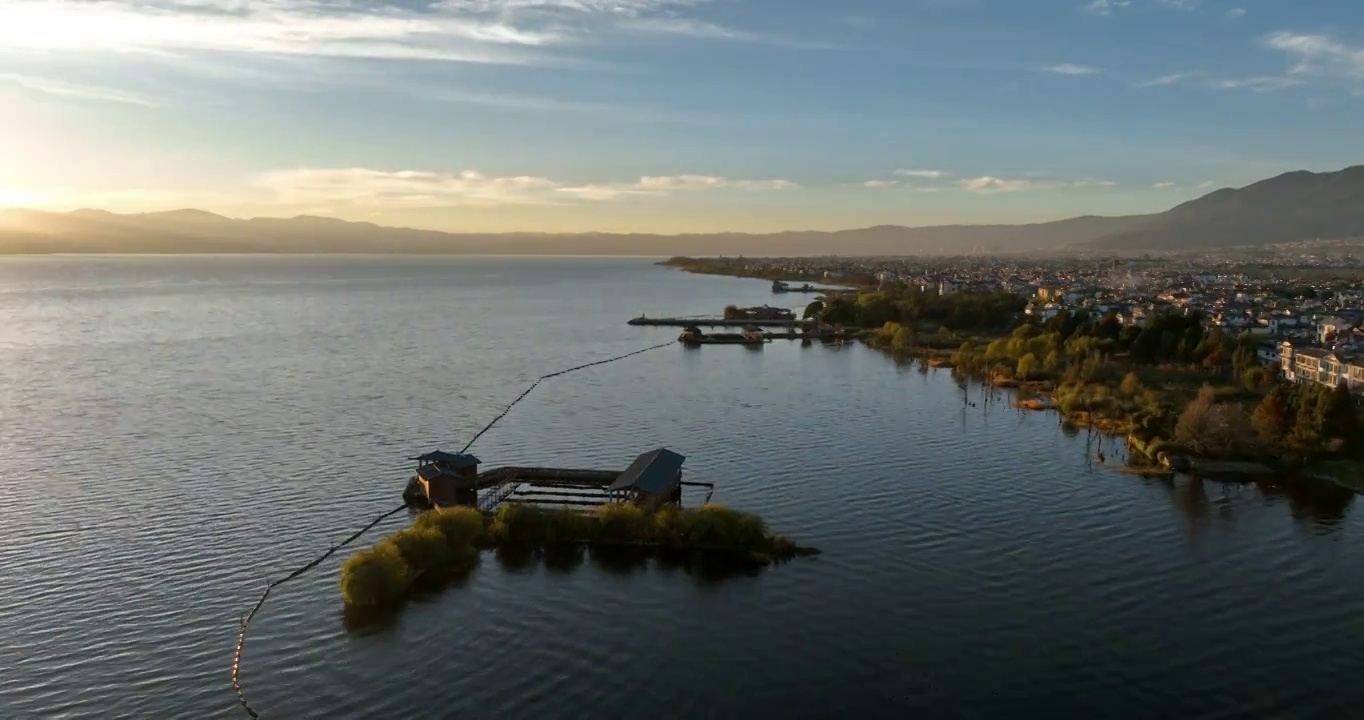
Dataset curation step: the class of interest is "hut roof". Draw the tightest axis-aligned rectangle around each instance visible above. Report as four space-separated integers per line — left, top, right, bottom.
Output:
608 448 685 494
412 450 481 468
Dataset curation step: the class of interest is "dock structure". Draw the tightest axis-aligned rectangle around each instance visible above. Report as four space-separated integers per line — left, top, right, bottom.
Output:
629 316 799 328
405 447 715 513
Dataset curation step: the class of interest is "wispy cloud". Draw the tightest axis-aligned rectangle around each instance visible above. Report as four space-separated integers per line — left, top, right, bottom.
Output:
1136 72 1194 87
863 173 1113 193
0 0 777 69
1043 63 1102 75
1224 8 1246 20
1215 76 1303 92
560 175 796 200
1152 181 1176 190
0 73 159 107
1081 0 1131 17
1138 70 1301 93
256 168 797 207
960 176 1034 192
1159 0 1200 10
1264 32 1364 81
894 169 948 178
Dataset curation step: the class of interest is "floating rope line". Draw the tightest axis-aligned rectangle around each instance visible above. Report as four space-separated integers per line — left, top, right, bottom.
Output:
459 341 673 453
231 339 675 718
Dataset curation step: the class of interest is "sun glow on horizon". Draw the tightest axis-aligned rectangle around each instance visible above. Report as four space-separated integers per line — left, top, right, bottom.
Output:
0 188 48 209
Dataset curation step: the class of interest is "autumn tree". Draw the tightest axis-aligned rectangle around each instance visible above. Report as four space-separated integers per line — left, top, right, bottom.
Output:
1252 385 1293 444
1174 385 1251 458
1017 353 1037 380
1119 372 1143 396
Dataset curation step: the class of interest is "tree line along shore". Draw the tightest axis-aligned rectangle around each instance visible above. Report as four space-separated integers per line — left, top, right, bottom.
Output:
788 283 1362 487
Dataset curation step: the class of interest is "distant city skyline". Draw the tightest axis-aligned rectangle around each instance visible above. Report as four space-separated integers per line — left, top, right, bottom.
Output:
2 0 1362 233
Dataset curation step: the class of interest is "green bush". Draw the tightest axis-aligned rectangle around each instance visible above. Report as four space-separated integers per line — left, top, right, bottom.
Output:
390 526 451 570
415 506 486 548
490 503 555 545
676 504 768 550
595 503 651 542
340 541 410 608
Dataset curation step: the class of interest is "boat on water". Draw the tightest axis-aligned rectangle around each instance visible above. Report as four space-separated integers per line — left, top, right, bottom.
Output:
678 324 768 345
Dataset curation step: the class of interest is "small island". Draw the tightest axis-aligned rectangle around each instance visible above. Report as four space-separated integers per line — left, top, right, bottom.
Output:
341 503 816 610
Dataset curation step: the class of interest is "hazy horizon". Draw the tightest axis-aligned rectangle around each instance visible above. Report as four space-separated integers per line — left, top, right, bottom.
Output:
3 0 1363 234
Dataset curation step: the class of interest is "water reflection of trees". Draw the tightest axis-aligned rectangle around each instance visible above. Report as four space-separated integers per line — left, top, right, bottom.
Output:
1154 475 1355 532
1255 477 1355 528
489 543 767 585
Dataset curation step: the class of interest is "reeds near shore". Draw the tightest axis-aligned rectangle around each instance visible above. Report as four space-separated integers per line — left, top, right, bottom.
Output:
340 504 815 609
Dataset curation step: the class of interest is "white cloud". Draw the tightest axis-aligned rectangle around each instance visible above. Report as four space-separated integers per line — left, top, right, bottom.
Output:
0 0 767 68
1081 0 1131 16
862 174 1114 193
959 176 1034 192
1195 180 1216 190
894 169 948 178
1152 181 1176 190
0 73 158 107
1225 8 1246 20
256 169 800 207
1264 32 1364 81
561 174 797 199
1044 63 1102 75
1159 0 1199 10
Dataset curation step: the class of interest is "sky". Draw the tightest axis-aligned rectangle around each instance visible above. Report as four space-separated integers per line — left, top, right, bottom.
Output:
1 0 1362 233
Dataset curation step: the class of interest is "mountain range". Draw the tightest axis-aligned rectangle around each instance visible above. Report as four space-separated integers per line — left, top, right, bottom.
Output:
3 165 1362 256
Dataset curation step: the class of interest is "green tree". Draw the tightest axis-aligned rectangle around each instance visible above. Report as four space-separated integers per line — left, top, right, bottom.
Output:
1016 353 1037 380
891 325 915 350
802 300 824 320
1119 371 1143 396
1321 382 1360 449
1291 385 1324 447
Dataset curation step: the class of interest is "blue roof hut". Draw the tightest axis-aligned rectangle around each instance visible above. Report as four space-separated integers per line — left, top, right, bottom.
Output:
606 448 685 511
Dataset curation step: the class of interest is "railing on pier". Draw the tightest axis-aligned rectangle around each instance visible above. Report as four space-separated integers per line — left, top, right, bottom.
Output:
476 478 522 513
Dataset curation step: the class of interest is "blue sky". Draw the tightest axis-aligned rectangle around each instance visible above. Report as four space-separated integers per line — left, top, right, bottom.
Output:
1 0 1361 233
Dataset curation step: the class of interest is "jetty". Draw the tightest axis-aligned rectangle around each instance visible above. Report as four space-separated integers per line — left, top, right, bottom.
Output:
677 323 852 345
403 448 716 513
771 279 849 294
629 316 799 327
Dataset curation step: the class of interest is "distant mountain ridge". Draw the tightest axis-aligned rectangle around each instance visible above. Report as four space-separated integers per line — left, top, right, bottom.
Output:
3 164 1362 255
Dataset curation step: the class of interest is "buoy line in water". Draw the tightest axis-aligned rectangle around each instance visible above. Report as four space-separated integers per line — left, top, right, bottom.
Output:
231 340 675 718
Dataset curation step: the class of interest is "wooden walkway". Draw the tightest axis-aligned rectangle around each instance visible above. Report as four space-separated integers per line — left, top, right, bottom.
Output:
628 316 799 327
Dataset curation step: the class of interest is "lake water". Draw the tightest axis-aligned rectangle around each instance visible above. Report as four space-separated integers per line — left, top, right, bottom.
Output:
2 256 1363 720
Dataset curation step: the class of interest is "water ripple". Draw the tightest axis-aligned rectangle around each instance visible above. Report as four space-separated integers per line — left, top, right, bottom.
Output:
1 256 1363 719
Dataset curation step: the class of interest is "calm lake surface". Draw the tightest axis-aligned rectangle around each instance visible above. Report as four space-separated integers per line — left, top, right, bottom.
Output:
2 255 1363 720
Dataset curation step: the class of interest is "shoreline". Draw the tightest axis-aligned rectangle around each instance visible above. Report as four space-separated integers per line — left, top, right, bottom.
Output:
660 259 1364 493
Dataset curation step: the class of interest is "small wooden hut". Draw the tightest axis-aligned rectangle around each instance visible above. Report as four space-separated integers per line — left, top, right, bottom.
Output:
606 448 685 511
412 450 482 507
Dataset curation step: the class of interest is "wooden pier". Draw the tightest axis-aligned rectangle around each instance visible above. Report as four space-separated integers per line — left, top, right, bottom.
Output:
629 316 799 327
405 449 715 514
